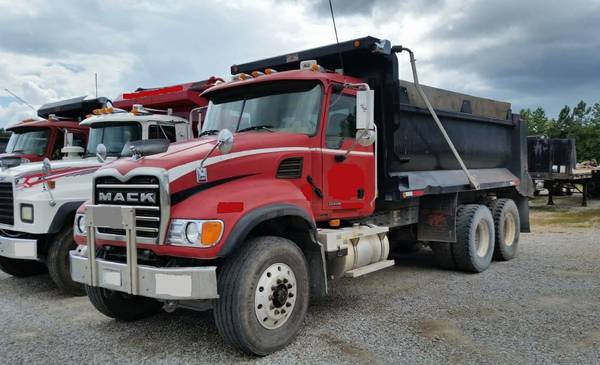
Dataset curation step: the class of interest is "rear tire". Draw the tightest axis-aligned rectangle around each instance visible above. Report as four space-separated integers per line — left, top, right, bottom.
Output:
47 225 85 296
0 256 46 277
488 199 520 261
214 236 309 356
451 205 495 273
85 286 163 322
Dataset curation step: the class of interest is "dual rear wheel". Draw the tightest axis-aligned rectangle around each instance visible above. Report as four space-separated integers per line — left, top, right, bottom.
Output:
432 199 520 272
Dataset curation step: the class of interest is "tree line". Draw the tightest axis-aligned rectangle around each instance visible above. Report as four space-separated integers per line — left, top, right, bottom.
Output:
521 100 600 163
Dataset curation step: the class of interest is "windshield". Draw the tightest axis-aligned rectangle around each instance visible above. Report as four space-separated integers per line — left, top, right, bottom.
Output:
202 81 322 135
86 123 142 157
5 128 50 156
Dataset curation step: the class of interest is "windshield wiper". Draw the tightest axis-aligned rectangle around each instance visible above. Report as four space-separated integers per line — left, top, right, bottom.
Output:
199 129 220 137
237 125 274 133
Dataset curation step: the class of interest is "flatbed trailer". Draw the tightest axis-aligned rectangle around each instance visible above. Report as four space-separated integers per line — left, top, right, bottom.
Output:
528 137 600 206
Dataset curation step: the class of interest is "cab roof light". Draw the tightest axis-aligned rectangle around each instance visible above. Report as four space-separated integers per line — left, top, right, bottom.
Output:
231 73 253 81
251 70 265 78
300 60 324 72
91 107 115 115
264 68 277 75
131 104 172 116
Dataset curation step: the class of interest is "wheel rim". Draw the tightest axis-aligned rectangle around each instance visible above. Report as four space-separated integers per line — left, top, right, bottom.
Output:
254 263 297 330
503 213 516 247
475 221 490 257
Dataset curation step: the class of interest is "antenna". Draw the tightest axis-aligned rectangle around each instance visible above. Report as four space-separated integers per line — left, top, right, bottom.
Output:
328 0 344 72
95 73 98 98
4 88 36 112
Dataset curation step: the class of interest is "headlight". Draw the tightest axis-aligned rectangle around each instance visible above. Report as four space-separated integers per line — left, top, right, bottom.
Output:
167 219 223 247
20 204 34 223
74 214 86 235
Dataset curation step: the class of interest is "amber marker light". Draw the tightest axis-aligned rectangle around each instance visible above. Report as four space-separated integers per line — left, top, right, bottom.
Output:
201 221 223 246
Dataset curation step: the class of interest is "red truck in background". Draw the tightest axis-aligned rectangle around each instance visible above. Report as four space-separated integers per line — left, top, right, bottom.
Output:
0 79 218 295
71 37 531 355
1 97 108 167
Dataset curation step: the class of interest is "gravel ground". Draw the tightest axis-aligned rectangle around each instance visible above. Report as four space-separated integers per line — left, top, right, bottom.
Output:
1 202 599 364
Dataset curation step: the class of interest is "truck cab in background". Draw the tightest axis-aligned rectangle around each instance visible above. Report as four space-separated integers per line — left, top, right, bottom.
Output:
0 96 104 168
0 79 218 295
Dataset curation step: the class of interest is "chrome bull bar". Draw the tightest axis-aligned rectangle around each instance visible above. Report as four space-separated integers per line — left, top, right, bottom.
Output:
86 205 139 294
72 204 219 300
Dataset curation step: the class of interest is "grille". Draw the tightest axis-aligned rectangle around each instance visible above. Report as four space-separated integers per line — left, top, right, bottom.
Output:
277 157 303 179
95 176 161 240
0 183 14 225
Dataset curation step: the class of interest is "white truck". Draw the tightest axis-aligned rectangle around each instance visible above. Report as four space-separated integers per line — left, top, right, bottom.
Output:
0 80 215 294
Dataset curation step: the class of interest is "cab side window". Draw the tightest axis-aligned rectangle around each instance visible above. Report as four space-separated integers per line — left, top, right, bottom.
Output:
51 130 65 159
149 125 177 142
325 93 356 149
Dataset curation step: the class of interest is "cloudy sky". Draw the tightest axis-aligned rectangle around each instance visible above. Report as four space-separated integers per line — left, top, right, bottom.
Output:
1 0 599 127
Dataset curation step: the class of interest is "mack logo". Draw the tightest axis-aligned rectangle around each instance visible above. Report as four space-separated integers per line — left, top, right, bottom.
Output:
98 191 156 204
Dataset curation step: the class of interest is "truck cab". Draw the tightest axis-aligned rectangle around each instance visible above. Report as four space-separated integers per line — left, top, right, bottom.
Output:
0 79 217 295
0 96 105 168
71 37 531 355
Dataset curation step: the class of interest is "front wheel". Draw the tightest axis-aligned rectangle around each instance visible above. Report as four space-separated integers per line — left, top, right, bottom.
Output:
85 286 163 322
0 256 46 277
214 236 309 356
47 225 85 296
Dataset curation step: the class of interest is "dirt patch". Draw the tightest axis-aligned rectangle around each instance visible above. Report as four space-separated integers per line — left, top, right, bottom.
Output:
319 333 378 364
414 319 472 346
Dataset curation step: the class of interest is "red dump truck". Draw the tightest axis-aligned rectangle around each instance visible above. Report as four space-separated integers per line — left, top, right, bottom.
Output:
1 97 107 167
71 37 532 355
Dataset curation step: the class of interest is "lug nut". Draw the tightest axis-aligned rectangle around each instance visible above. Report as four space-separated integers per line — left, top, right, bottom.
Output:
274 310 279 315
277 279 282 284
289 293 294 298
283 278 288 284
287 284 292 289
286 302 291 307
281 309 286 314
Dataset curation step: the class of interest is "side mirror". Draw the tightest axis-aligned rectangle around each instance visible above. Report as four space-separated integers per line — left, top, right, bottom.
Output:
96 144 107 163
355 129 376 147
42 158 52 175
356 89 375 131
217 129 234 154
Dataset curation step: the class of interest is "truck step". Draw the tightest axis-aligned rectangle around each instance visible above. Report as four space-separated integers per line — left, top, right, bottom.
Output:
344 260 395 278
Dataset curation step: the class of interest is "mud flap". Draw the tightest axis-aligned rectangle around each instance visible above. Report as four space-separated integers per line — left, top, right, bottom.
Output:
417 193 457 242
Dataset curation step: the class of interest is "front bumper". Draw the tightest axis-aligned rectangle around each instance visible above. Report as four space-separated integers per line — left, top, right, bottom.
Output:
71 204 218 300
70 250 219 300
0 234 38 260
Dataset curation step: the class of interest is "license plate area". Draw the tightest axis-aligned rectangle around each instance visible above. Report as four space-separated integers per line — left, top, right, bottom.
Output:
101 269 122 287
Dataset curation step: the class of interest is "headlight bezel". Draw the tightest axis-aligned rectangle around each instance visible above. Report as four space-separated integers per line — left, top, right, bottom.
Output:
167 219 224 248
74 213 86 235
20 203 34 223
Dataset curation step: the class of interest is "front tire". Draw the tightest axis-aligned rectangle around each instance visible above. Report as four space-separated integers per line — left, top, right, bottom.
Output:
0 256 46 277
488 199 520 261
214 236 309 356
85 286 163 322
47 225 85 296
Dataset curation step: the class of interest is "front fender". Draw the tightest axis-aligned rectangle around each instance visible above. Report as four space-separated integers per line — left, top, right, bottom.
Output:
169 177 314 259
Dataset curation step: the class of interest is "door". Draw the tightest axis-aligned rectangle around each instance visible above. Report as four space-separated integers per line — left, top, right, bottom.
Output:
321 89 375 216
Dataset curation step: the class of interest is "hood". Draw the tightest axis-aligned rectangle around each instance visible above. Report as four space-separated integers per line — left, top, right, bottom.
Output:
0 153 42 165
102 132 311 175
0 157 101 178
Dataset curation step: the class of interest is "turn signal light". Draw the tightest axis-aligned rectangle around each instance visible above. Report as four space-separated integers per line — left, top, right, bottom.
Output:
329 219 341 227
201 221 223 246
